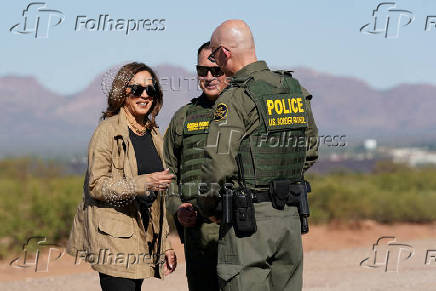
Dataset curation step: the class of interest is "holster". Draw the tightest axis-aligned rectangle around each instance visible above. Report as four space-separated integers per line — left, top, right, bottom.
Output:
269 179 311 234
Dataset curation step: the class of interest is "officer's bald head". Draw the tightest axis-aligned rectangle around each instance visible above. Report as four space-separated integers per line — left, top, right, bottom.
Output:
210 19 257 76
211 19 255 50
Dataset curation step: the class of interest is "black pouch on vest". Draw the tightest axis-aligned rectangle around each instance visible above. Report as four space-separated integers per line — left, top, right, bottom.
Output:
232 188 257 237
269 180 291 210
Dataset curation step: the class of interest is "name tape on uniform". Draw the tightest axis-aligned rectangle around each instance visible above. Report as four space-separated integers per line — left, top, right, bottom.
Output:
186 121 209 132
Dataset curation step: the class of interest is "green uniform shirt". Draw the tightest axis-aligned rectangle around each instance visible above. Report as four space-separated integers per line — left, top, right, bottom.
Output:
199 61 319 217
164 94 220 290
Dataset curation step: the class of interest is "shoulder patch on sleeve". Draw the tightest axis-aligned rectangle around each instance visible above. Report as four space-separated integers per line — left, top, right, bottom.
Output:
213 103 228 121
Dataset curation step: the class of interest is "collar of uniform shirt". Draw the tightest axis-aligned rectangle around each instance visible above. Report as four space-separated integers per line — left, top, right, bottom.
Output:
231 60 269 81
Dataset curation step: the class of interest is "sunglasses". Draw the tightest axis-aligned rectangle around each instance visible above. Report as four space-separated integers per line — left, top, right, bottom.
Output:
207 46 222 63
127 84 157 98
196 65 224 77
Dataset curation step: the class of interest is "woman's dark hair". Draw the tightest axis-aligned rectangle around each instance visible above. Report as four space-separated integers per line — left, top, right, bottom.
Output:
101 62 163 129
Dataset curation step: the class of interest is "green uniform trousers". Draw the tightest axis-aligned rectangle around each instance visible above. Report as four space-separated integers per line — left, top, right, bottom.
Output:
184 218 220 291
217 203 303 291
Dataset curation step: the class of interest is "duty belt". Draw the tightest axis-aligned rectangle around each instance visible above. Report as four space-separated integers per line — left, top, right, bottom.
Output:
252 190 271 203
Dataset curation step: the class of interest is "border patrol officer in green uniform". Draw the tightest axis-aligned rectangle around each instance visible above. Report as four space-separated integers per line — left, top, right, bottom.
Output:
198 20 319 291
164 42 229 291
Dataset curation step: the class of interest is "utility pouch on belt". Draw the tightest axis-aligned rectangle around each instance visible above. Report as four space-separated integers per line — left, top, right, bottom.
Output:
269 180 291 210
233 188 257 237
229 154 257 237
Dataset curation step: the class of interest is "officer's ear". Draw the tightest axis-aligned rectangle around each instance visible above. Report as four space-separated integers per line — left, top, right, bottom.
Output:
222 47 232 59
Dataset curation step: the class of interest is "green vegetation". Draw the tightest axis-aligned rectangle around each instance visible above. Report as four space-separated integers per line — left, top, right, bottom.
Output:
0 158 82 259
308 162 436 223
1 158 436 259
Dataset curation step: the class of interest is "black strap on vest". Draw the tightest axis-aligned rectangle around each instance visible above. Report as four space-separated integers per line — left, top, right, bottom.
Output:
236 153 246 188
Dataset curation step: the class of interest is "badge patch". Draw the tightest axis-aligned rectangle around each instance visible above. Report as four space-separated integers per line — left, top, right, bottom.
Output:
214 103 228 121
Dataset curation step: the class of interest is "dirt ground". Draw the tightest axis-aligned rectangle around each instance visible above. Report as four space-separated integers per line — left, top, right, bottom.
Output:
1 222 436 290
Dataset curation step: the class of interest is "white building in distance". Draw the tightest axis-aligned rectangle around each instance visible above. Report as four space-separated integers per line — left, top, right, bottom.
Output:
391 148 436 167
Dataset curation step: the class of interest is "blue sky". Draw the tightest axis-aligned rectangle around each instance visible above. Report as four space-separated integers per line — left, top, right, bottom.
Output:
1 0 436 95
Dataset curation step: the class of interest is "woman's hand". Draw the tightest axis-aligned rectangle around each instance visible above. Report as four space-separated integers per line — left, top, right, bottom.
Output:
145 168 174 191
134 169 174 193
164 249 177 275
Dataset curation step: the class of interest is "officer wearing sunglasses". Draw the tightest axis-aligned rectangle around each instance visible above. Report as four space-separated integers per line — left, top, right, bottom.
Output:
198 20 319 291
163 42 228 291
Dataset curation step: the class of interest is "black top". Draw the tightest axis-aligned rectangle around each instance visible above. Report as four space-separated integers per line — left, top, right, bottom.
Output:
129 127 163 215
129 127 163 175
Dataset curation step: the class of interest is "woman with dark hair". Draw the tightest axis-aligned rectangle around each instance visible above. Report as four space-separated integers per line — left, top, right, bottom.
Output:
67 62 177 291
